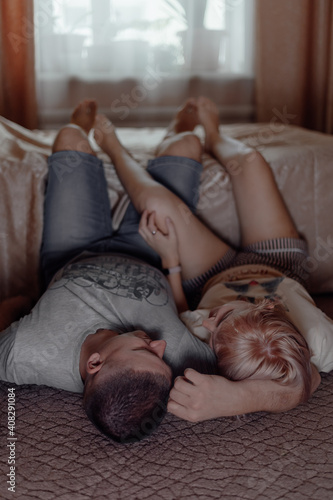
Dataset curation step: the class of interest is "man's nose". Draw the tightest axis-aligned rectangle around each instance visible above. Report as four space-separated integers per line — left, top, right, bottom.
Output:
150 340 167 358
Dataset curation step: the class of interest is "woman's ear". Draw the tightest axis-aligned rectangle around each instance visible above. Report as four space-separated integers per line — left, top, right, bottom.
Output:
86 352 103 374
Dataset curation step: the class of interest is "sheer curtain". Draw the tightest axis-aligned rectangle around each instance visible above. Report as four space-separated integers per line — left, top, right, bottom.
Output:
34 0 255 127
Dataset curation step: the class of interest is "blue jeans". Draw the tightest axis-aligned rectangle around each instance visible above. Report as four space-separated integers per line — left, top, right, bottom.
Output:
41 151 202 285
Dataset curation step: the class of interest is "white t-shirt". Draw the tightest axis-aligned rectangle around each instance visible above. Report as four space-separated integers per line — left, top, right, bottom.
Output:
181 265 333 373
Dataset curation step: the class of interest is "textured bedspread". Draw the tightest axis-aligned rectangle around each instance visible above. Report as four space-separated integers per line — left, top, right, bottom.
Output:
1 374 333 500
1 118 333 499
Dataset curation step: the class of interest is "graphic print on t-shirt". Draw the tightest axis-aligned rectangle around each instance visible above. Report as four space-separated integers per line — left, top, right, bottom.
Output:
225 277 286 306
50 257 169 306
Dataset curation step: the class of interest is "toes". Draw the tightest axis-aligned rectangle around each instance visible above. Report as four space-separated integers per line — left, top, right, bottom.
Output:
86 99 97 115
94 114 114 134
186 97 198 110
181 98 197 112
73 99 97 115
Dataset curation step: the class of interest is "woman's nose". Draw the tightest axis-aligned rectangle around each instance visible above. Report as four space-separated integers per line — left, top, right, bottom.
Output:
202 317 217 333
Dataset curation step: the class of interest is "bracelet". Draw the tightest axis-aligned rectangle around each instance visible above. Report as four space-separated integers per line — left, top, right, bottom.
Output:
162 265 182 276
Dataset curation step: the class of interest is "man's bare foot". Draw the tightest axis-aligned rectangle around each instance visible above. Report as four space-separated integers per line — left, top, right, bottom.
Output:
71 99 97 134
165 98 200 137
197 96 220 153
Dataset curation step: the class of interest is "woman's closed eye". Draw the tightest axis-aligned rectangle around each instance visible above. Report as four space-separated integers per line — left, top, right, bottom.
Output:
217 311 232 326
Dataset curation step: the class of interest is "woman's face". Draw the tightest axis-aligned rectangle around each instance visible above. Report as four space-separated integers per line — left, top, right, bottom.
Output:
201 300 254 348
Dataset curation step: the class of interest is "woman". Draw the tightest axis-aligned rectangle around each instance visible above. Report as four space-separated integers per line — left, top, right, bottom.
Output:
93 97 324 422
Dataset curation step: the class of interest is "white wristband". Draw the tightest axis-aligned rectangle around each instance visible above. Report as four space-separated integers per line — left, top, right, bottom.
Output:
163 265 182 276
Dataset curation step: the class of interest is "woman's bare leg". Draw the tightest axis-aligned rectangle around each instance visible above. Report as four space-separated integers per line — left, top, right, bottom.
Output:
94 105 230 280
197 96 299 246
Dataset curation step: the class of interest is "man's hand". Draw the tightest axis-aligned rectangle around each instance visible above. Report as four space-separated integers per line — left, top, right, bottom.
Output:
167 366 320 423
167 369 238 422
139 210 180 268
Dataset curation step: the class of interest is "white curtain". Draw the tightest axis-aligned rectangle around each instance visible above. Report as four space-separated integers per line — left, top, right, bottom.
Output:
34 0 255 127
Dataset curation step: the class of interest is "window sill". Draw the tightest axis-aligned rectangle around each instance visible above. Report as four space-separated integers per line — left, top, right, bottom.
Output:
37 74 255 128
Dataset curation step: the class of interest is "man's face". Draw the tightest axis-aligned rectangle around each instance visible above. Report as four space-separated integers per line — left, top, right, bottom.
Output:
88 330 172 385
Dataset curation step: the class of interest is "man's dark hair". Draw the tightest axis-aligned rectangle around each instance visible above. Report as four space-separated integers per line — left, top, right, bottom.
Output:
83 369 171 443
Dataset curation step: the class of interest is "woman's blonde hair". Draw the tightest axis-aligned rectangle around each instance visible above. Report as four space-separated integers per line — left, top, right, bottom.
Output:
214 299 312 402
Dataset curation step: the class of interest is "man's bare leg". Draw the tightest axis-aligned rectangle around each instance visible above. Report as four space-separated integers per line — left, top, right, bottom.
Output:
52 99 97 154
94 108 230 281
197 96 299 246
42 99 113 286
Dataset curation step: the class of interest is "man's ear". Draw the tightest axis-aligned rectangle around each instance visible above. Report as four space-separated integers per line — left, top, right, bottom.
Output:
86 352 103 374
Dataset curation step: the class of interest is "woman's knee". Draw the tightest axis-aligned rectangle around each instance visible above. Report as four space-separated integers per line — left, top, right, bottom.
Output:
144 188 184 233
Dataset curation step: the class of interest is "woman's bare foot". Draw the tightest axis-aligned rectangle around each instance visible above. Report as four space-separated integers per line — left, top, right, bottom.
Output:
165 98 200 137
197 96 221 153
71 99 97 134
93 114 123 159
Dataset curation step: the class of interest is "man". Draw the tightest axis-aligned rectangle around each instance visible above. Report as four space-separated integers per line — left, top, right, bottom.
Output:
0 99 217 443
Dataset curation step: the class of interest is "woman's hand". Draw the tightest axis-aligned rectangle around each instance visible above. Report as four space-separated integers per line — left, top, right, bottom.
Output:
139 210 180 268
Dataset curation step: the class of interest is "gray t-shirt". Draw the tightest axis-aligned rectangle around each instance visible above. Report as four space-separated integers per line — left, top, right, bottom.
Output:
0 254 216 392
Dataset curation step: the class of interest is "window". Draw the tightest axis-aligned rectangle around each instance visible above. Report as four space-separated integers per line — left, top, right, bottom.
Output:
34 0 255 127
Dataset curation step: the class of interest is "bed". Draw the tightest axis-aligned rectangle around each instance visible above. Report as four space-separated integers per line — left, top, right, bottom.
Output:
1 116 333 500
